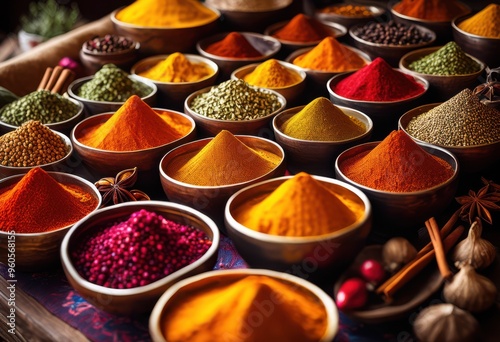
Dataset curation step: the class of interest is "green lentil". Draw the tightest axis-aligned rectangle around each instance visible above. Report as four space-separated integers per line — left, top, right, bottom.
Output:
189 79 282 120
77 64 153 102
408 42 481 76
0 120 69 167
0 90 80 126
406 88 500 146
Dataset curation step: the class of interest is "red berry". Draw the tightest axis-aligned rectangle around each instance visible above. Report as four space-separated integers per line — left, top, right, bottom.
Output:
335 277 368 310
360 259 385 284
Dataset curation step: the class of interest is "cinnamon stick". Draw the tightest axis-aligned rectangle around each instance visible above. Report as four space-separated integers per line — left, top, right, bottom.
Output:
37 67 53 91
44 66 63 91
51 69 75 94
416 210 459 258
425 218 453 280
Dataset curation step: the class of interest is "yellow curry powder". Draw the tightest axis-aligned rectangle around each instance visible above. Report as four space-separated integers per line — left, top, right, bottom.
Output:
166 130 281 186
115 0 219 28
292 36 367 72
138 52 214 83
243 59 302 88
78 95 191 151
161 275 328 342
234 172 365 237
458 4 500 38
281 97 366 141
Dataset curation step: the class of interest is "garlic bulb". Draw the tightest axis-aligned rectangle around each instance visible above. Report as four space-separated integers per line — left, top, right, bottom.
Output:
382 237 417 272
451 220 496 269
443 263 497 313
413 303 479 342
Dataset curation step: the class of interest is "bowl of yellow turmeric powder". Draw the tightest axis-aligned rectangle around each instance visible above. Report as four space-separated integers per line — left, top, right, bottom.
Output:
149 269 339 342
224 173 372 273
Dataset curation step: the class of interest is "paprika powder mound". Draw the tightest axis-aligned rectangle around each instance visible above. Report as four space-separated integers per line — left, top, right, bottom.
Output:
338 130 454 192
204 32 262 58
392 0 469 22
272 13 329 42
0 167 98 233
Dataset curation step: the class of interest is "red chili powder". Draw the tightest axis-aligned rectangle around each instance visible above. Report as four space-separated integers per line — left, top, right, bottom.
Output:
273 14 329 42
205 32 262 58
332 57 425 101
339 130 454 192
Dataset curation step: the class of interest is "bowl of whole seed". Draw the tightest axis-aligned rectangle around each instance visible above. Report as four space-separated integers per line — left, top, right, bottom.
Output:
184 79 286 137
60 201 220 315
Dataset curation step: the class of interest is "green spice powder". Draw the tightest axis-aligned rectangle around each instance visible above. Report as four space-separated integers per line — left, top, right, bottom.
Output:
409 42 481 76
77 64 153 102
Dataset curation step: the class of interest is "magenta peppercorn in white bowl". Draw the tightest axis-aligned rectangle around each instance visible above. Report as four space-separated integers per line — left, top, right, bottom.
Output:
60 201 220 315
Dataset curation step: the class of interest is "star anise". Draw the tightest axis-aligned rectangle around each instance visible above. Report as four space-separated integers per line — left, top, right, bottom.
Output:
94 167 150 206
455 182 500 225
473 66 500 102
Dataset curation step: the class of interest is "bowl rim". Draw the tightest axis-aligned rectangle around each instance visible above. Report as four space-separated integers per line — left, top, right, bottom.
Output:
272 104 374 144
159 134 286 190
224 174 372 242
67 74 158 106
399 102 500 149
205 0 293 13
399 46 486 78
149 268 339 342
451 13 500 41
130 53 220 85
60 200 221 296
315 3 387 19
184 84 287 123
389 0 471 24
334 139 460 195
326 69 429 104
0 170 102 236
71 109 196 154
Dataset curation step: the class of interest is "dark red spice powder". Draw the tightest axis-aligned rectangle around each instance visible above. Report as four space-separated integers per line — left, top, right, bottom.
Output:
273 13 329 42
332 57 425 101
205 32 262 58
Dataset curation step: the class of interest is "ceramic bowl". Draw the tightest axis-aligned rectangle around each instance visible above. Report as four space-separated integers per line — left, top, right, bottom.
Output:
349 23 436 67
314 3 387 30
452 14 500 69
131 54 219 110
110 7 221 55
71 110 196 178
159 135 286 227
399 46 486 101
196 32 281 79
224 175 372 272
0 130 73 178
399 103 500 173
79 38 140 75
230 61 306 105
204 0 294 32
67 74 157 116
184 85 286 137
272 105 373 177
149 269 339 342
335 141 459 236
60 201 220 315
0 171 101 271
0 97 84 137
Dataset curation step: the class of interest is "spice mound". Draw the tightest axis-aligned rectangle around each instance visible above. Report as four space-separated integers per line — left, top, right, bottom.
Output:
204 32 262 58
71 209 212 289
339 130 454 192
281 97 366 141
351 21 433 45
292 37 367 72
0 90 80 126
392 0 470 21
319 4 374 17
408 42 481 76
233 172 365 236
0 167 98 233
77 95 192 151
115 0 218 28
83 34 135 54
243 59 302 88
332 57 425 101
0 120 68 167
406 89 500 146
166 130 281 186
161 274 328 342
77 64 153 102
458 4 500 38
272 14 330 43
189 79 282 120
137 52 214 83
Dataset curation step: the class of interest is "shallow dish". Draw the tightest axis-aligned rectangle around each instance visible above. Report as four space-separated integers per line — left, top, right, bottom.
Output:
131 54 219 110
0 171 101 271
60 201 220 315
399 103 500 173
315 3 387 29
79 38 140 75
224 175 372 272
273 105 373 177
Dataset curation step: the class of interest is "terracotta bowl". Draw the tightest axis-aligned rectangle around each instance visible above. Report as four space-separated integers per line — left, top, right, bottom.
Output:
0 171 101 271
60 201 220 315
